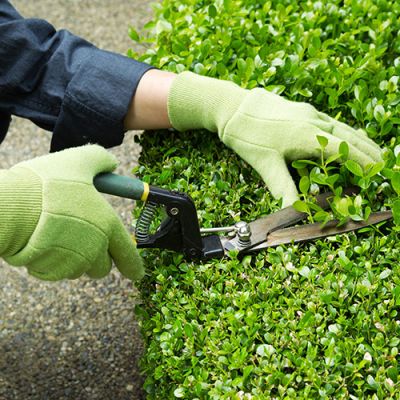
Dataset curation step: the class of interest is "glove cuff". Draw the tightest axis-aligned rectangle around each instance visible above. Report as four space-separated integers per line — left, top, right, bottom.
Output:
0 169 42 257
167 71 245 136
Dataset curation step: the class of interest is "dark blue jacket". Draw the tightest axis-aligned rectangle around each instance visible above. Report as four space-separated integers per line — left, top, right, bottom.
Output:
0 1 153 151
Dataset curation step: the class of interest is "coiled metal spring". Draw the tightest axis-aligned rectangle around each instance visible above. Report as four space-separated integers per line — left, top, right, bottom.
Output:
135 202 158 243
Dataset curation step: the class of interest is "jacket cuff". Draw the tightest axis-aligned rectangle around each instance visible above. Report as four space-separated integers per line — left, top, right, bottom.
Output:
0 112 11 145
51 49 154 152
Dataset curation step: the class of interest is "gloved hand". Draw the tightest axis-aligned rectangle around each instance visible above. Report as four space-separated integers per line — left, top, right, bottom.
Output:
167 72 383 207
0 145 144 281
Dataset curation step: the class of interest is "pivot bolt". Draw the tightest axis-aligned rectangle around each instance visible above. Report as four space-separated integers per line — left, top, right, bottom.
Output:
189 248 199 257
170 207 179 216
235 221 252 245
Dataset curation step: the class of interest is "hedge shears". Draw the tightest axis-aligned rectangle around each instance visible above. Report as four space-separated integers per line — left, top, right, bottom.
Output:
94 173 393 260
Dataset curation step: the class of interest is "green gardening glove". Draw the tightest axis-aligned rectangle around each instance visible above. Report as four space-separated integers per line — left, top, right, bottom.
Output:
168 72 383 207
0 145 144 281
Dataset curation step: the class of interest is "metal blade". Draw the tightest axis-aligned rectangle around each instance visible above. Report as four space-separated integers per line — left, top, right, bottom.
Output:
247 211 392 252
231 187 359 251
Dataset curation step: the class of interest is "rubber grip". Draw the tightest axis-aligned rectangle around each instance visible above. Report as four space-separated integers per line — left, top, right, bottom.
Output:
93 173 147 201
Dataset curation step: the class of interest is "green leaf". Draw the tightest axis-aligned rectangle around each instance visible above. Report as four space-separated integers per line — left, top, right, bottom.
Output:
326 174 339 187
208 5 217 18
335 197 351 216
393 200 400 225
354 85 362 101
339 141 349 160
129 27 140 41
223 0 232 10
317 135 329 149
184 323 193 337
237 58 247 75
292 160 318 169
297 88 313 97
155 19 172 35
392 172 400 195
367 375 379 390
293 200 309 213
299 266 311 278
314 210 330 221
373 104 385 122
266 84 285 94
358 177 369 190
299 176 310 195
345 160 364 177
325 153 342 165
379 269 392 280
174 388 185 398
194 63 205 75
365 162 385 178
243 365 253 381
310 171 327 185
256 344 275 357
393 286 400 306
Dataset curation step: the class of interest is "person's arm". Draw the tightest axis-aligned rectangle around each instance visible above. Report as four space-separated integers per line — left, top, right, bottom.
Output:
124 69 175 130
0 0 154 151
120 67 385 207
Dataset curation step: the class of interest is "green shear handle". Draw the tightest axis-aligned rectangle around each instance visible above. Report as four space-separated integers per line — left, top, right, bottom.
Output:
93 173 149 201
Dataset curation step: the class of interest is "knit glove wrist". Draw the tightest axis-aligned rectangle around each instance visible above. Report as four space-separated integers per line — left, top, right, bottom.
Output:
167 71 245 134
0 145 144 281
168 72 383 207
0 169 42 257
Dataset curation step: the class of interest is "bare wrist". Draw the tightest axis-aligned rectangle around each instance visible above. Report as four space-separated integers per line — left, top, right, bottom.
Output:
124 69 176 130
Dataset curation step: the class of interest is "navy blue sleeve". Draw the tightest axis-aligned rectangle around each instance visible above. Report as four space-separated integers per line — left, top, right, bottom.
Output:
0 1 154 151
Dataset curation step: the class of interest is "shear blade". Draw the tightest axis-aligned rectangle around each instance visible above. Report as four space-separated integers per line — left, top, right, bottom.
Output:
246 210 393 252
240 188 360 251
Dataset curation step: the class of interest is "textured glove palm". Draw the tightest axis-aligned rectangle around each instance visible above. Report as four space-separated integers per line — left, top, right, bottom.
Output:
168 72 383 207
0 145 144 281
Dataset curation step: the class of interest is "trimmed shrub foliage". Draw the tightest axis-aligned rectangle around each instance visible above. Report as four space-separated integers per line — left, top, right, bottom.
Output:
129 0 400 398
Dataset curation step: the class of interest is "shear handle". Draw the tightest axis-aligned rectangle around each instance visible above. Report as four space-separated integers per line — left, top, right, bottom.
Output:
94 173 224 259
94 172 148 201
143 187 224 259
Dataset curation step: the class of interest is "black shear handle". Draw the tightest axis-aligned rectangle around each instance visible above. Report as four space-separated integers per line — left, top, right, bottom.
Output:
94 172 224 259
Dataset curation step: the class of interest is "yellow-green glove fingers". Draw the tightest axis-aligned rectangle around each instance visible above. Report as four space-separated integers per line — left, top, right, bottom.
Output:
19 247 93 281
109 218 144 281
332 126 383 164
245 133 379 206
320 133 382 168
8 211 111 281
316 113 383 162
85 212 143 280
15 145 118 183
328 120 382 160
86 250 113 279
231 140 299 207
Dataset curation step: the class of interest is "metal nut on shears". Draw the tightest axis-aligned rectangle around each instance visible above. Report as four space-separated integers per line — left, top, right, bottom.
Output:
169 207 179 216
235 221 252 245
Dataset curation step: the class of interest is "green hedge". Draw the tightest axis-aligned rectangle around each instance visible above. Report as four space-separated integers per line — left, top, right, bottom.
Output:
129 0 400 398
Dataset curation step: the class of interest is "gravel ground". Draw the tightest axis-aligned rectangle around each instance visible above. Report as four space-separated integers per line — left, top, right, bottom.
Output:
0 1 154 399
